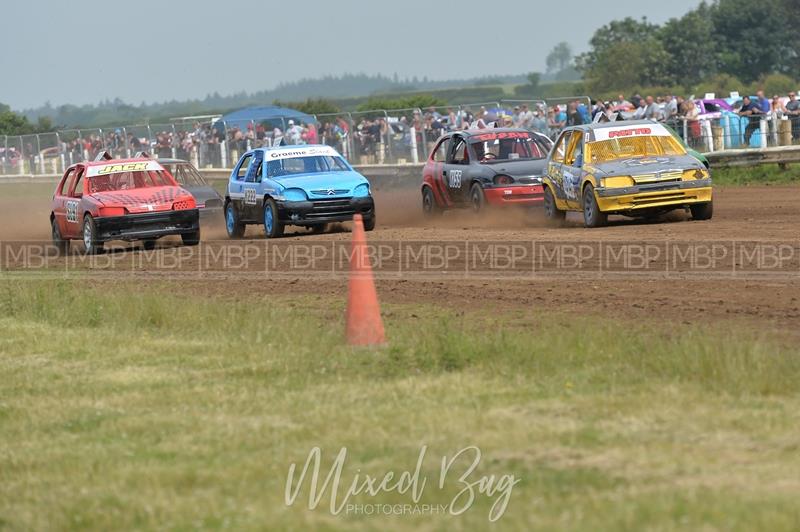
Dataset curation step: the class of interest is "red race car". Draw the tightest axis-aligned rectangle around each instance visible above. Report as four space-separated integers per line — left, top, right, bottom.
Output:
50 153 200 254
421 128 553 216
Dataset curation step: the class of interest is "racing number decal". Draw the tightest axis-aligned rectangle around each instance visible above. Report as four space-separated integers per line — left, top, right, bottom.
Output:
244 188 257 205
65 201 79 223
448 169 462 188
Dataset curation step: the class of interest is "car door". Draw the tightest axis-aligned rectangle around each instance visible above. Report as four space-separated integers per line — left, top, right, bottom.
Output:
241 150 264 221
444 134 470 203
562 131 585 209
548 130 572 203
63 166 85 238
52 166 76 237
230 152 254 220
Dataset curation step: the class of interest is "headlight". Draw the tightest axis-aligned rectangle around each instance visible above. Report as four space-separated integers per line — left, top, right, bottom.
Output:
353 183 370 197
282 188 307 201
683 168 708 181
601 176 634 188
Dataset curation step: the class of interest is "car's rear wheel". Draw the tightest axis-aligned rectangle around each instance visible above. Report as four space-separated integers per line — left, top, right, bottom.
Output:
690 201 713 221
51 217 69 256
225 202 245 238
82 215 103 254
543 187 566 226
142 239 157 251
263 198 284 238
582 184 607 228
469 183 486 214
422 187 442 218
182 230 200 246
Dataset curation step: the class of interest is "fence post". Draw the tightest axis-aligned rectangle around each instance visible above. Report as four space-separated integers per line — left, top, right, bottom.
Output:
759 117 768 149
37 134 45 174
409 118 419 164
171 125 177 159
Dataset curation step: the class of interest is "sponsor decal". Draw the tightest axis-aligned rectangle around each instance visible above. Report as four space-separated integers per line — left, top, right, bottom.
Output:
594 124 671 141
87 160 164 177
471 131 530 142
266 146 339 160
65 201 79 223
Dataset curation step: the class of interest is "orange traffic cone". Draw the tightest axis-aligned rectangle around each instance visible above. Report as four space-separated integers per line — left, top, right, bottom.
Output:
346 214 386 346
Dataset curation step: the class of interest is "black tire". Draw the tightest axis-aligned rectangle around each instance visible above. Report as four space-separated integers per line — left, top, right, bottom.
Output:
82 215 103 255
51 217 69 256
421 187 442 218
543 186 566 226
142 239 157 251
263 198 285 238
224 201 245 239
469 182 486 214
582 184 607 228
182 230 200 246
690 201 713 221
363 215 376 232
309 223 328 234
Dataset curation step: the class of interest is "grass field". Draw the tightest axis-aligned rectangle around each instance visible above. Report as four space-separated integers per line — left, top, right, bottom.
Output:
2 280 800 530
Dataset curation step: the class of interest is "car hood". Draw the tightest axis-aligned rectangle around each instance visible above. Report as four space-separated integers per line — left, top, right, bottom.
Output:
485 159 548 177
275 171 369 197
588 154 703 178
90 185 193 213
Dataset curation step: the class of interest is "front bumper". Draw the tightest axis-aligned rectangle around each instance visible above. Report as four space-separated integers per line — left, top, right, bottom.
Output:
94 209 200 241
277 196 375 225
483 185 545 206
595 179 712 212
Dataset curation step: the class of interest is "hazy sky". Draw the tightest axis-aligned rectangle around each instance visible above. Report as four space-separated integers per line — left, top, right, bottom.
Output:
1 0 704 110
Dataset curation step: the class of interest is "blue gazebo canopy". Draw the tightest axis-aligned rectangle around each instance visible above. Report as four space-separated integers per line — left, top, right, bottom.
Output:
215 106 315 132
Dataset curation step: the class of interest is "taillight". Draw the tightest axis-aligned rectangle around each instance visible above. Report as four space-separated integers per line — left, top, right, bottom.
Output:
493 175 514 185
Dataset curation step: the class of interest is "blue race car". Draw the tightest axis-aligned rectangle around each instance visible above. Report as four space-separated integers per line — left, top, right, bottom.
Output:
224 145 376 238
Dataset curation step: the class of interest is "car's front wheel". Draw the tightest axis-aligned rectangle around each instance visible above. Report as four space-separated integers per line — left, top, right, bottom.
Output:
543 187 566 226
263 198 285 238
51 217 69 255
469 183 486 214
363 215 376 232
182 230 200 246
82 215 103 254
142 239 157 251
690 201 713 221
225 202 245 238
582 184 607 228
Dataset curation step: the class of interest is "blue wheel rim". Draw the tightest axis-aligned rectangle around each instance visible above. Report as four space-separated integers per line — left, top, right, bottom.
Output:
265 205 274 233
226 206 234 233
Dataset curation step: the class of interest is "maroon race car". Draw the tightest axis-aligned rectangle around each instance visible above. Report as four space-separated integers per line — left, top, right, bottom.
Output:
421 128 553 216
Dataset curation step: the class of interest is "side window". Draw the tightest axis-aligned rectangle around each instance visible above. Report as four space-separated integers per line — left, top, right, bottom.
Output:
431 138 449 162
235 154 253 181
565 132 583 166
58 168 75 196
69 168 84 198
448 137 468 165
552 132 571 163
245 152 264 183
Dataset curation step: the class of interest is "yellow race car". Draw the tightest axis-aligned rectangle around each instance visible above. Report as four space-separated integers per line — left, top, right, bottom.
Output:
542 120 713 227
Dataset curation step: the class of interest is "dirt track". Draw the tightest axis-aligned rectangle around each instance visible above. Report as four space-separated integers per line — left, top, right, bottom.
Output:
2 184 800 334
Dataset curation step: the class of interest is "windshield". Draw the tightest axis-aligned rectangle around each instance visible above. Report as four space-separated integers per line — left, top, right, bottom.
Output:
163 163 207 186
88 170 174 193
266 155 348 179
587 136 686 163
468 131 550 163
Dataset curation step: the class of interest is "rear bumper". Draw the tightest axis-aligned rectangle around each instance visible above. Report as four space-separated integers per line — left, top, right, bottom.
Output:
94 209 200 241
277 196 375 225
484 185 545 206
595 179 712 212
